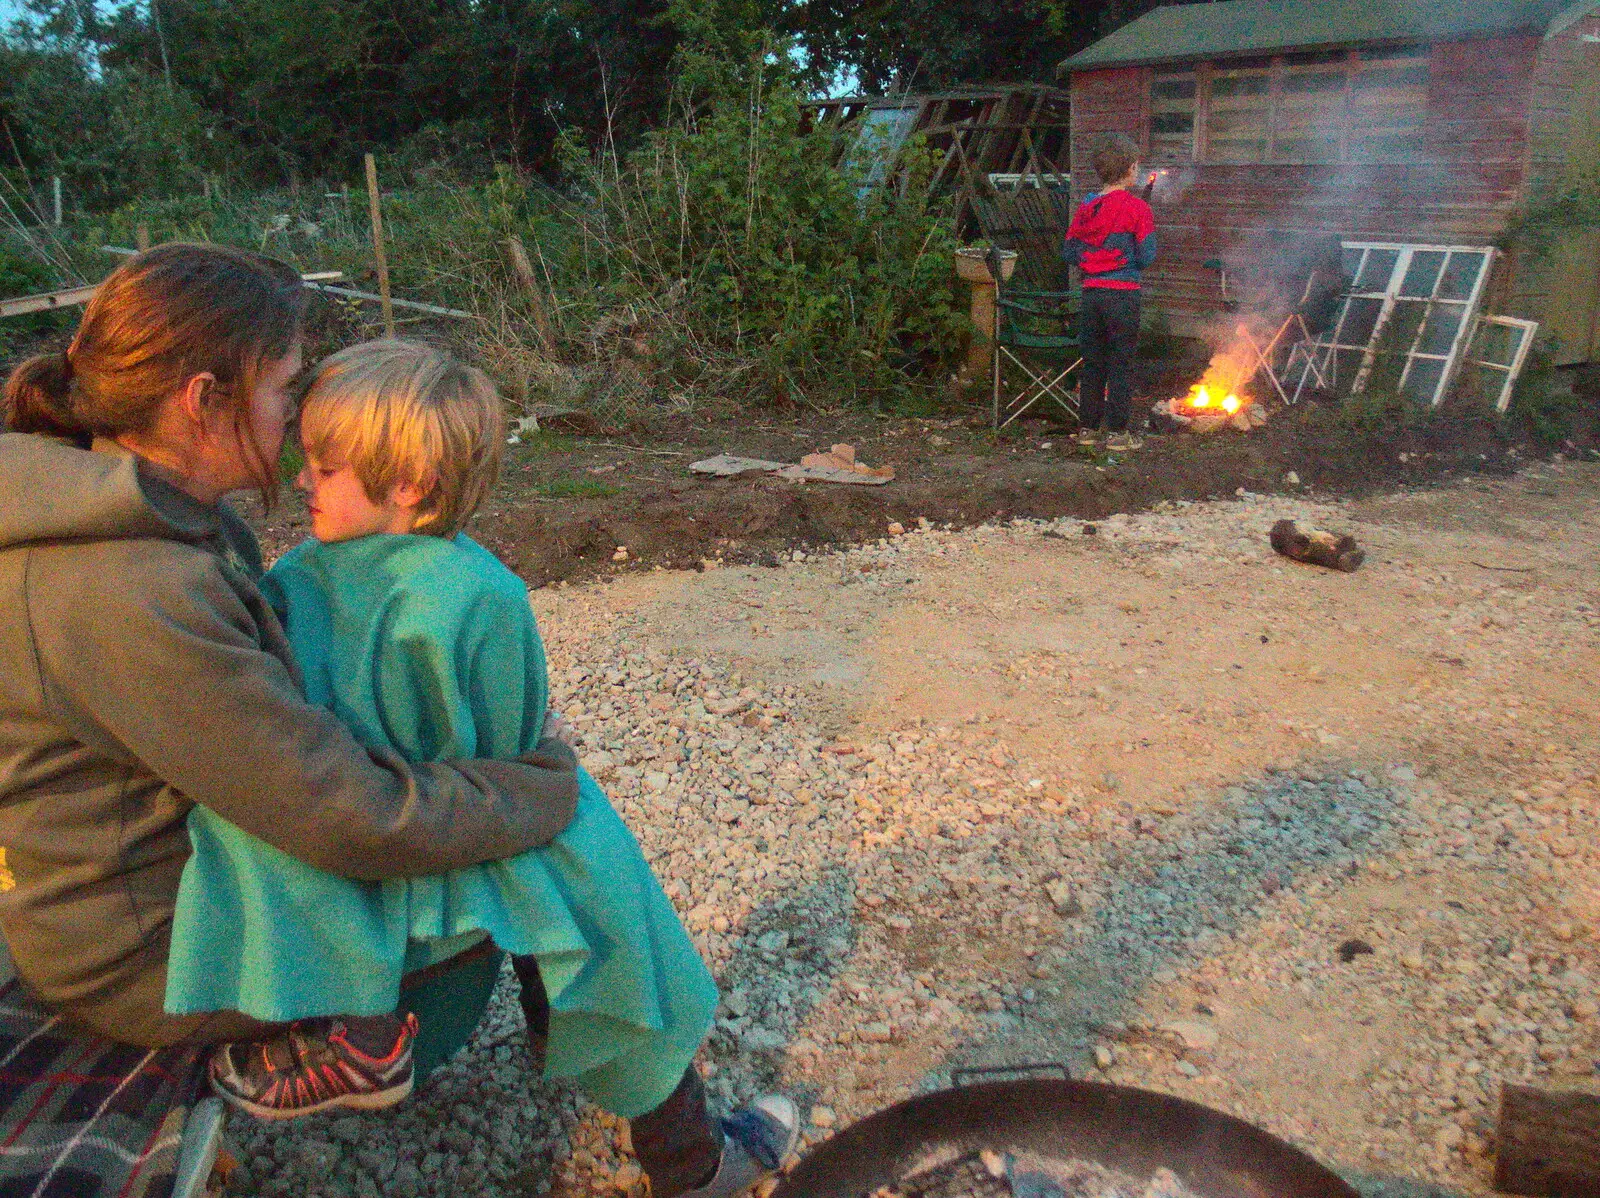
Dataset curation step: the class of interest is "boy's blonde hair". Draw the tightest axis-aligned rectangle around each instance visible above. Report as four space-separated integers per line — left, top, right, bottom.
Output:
300 339 503 538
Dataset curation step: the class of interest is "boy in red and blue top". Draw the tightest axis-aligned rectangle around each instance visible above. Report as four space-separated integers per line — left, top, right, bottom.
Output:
1063 134 1157 447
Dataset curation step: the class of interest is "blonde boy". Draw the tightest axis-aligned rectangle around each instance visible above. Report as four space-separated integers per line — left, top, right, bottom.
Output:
166 340 795 1198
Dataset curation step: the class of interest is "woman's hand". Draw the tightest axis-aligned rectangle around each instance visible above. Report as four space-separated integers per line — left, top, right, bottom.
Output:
544 709 579 747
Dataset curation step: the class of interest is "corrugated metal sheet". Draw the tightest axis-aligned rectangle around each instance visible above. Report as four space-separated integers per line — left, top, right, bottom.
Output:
1061 0 1586 71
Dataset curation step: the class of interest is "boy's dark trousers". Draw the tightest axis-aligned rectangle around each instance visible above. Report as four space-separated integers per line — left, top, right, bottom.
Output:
1078 287 1142 433
515 956 723 1197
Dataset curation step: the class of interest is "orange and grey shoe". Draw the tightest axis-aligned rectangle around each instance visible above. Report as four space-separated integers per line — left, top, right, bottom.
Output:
208 1013 418 1121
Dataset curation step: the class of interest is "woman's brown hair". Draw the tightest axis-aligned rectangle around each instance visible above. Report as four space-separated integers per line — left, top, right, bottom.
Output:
3 243 307 492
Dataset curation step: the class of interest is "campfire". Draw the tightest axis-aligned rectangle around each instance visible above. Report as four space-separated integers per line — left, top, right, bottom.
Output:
1151 378 1268 434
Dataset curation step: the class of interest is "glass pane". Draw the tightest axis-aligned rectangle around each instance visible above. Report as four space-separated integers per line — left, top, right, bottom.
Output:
1153 79 1196 100
1284 49 1349 67
1342 247 1365 276
1353 64 1429 91
1470 320 1524 368
1283 69 1346 95
1209 138 1266 163
1368 302 1427 392
1401 358 1446 404
1438 252 1488 300
1416 304 1465 355
1149 137 1193 163
1330 348 1365 394
1151 113 1194 134
1400 251 1445 297
1210 108 1268 134
1350 132 1425 159
1273 135 1340 162
1212 74 1271 98
1355 250 1399 291
1339 296 1385 346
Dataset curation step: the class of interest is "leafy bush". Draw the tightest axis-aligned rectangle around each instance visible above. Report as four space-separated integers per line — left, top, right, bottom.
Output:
0 243 71 355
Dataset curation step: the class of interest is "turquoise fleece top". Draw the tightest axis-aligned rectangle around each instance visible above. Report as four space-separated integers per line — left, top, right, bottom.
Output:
164 533 716 1116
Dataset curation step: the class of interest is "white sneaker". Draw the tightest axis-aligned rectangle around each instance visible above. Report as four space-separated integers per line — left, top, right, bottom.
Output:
681 1095 801 1197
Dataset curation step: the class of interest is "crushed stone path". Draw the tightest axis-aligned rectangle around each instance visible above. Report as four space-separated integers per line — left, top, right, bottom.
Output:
228 463 1600 1198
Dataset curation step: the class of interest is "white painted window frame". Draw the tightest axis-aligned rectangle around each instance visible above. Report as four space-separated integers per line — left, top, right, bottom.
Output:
1314 242 1497 406
1464 314 1540 413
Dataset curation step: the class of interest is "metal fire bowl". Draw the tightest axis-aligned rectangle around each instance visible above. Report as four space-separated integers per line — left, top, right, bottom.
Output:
772 1079 1358 1198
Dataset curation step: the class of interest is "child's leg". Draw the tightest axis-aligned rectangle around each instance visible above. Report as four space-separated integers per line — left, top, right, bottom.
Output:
630 1067 725 1195
632 1072 799 1198
1103 290 1142 433
1078 290 1109 431
512 954 551 1070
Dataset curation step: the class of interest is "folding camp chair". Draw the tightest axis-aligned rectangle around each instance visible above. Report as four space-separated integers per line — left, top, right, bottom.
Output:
991 283 1082 429
1206 252 1346 405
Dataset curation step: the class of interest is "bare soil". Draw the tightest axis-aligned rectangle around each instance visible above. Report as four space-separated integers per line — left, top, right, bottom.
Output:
254 403 1528 586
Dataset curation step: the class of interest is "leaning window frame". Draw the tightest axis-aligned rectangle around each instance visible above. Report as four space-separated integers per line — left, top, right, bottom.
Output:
1463 314 1540 413
1314 242 1497 406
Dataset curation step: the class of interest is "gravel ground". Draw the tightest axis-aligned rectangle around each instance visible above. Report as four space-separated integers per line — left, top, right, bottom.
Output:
226 464 1600 1198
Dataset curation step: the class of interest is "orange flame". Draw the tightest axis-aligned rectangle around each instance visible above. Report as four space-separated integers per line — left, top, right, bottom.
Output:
1182 383 1245 412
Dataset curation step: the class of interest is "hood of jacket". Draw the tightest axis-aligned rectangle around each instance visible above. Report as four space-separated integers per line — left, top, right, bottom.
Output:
1066 188 1147 249
0 433 226 551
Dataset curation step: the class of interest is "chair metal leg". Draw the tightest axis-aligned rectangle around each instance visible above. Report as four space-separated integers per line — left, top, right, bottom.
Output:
173 1097 227 1198
998 350 1081 428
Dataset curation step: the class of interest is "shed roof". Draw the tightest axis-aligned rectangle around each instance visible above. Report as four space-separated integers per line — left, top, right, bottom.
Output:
1061 0 1593 71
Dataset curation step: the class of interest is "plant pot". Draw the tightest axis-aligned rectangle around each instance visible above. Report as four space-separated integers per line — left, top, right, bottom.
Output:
955 247 1018 284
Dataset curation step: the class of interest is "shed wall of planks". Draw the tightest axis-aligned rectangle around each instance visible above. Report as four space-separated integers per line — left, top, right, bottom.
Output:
1068 32 1598 361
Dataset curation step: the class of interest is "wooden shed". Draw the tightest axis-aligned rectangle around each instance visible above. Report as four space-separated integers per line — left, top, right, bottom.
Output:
1061 0 1600 364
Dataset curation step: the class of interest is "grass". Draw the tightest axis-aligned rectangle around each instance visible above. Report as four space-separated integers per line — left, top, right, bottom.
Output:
532 478 621 499
510 430 578 454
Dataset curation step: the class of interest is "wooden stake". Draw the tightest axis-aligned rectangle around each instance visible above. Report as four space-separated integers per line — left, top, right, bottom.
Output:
364 153 395 338
51 177 61 226
504 235 554 351
135 224 151 252
1496 1084 1600 1197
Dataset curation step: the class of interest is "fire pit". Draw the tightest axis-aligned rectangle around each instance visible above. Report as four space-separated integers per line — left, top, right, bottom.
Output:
1151 382 1267 435
774 1079 1356 1198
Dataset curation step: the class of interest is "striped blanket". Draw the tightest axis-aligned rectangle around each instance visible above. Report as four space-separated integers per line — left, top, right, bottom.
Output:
0 976 206 1198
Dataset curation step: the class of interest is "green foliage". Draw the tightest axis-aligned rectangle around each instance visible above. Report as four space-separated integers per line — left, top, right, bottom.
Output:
1330 386 1438 439
522 38 967 413
0 25 229 215
533 478 622 499
1501 167 1600 265
790 0 1100 93
1505 334 1585 446
0 241 69 354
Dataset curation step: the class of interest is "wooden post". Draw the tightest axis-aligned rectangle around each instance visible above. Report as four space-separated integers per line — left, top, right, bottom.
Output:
363 153 395 338
504 235 554 352
965 279 998 383
51 177 61 226
1496 1084 1600 1197
135 224 151 252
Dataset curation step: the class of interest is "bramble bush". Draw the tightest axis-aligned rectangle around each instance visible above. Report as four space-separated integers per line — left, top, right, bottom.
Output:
409 37 970 420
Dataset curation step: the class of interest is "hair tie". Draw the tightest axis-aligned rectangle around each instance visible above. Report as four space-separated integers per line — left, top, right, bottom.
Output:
58 351 74 383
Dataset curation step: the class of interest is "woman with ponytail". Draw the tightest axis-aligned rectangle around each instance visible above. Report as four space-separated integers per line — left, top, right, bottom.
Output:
0 244 579 1052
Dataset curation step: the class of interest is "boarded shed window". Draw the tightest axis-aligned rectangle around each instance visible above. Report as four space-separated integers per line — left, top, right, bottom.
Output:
1207 61 1273 162
1348 47 1428 159
1274 52 1348 162
1148 68 1197 162
1158 46 1430 165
